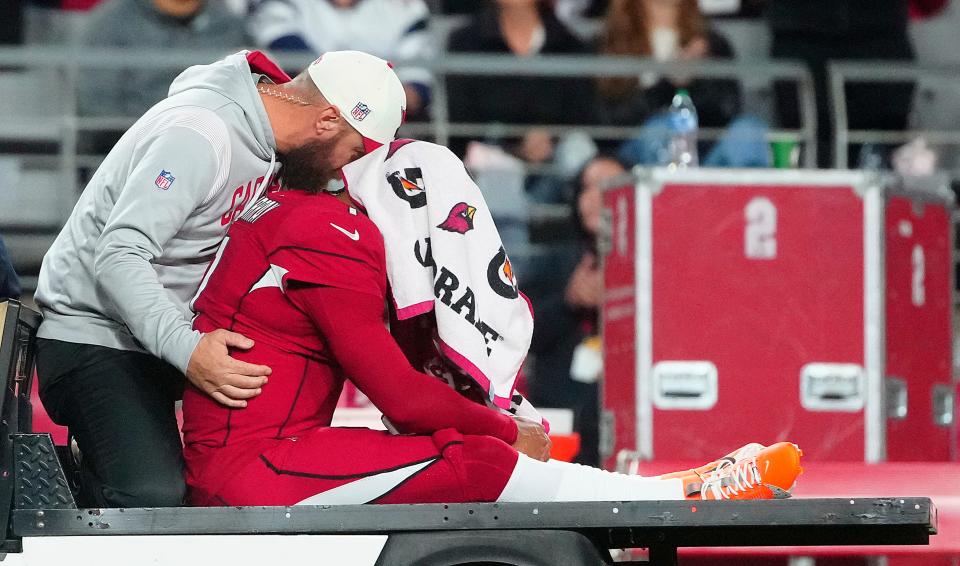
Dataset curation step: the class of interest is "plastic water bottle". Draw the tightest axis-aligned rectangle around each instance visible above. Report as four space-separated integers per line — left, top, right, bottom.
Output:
666 89 699 168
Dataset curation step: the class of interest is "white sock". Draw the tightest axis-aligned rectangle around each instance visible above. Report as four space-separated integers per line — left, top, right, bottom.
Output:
497 454 685 502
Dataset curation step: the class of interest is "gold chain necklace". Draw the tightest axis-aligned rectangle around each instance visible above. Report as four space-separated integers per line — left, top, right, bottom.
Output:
256 84 311 107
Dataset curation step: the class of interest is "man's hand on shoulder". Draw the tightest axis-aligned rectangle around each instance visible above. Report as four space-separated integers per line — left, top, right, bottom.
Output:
186 329 271 408
512 416 551 462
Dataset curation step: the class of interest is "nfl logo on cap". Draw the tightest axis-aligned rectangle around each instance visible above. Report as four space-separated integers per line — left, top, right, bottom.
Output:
155 170 175 190
351 102 371 121
306 51 406 151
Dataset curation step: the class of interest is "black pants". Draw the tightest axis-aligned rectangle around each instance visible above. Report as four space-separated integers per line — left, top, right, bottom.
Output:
35 338 186 508
772 31 915 168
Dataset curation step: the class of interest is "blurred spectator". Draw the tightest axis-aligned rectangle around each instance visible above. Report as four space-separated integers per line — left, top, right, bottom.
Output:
909 0 959 174
247 0 433 118
437 0 483 15
527 155 624 467
0 0 25 45
597 0 741 131
61 0 108 9
699 0 767 17
446 0 596 156
617 111 771 167
596 0 770 168
78 0 247 118
554 0 609 41
556 0 609 19
222 0 248 15
910 0 949 18
513 127 569 204
769 0 915 168
463 141 533 273
522 128 599 204
0 235 21 300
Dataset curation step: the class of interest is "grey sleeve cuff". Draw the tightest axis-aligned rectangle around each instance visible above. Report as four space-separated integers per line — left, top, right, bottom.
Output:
164 327 203 375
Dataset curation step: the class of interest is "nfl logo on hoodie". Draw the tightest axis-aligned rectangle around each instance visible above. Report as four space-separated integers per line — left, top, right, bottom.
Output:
155 170 175 190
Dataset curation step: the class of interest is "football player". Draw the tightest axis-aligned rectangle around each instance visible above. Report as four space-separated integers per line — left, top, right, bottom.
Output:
182 181 802 506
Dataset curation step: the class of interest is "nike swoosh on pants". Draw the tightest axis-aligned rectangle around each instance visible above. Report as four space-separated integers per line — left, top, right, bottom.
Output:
294 458 437 505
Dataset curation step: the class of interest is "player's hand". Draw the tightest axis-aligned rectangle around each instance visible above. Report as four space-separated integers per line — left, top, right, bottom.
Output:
512 416 551 462
186 329 271 409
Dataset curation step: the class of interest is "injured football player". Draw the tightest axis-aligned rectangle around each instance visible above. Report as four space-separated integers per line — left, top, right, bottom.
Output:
181 146 803 507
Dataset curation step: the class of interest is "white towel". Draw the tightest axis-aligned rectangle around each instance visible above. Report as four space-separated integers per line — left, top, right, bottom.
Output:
342 139 544 427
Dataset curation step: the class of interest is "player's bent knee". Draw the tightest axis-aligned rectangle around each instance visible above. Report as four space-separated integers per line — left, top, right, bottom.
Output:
432 429 519 502
101 473 187 508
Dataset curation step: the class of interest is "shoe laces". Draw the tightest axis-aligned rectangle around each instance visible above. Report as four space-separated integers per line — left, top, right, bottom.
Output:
701 457 761 499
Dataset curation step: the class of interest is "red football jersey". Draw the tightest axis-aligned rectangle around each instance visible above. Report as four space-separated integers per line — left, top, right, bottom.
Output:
182 190 387 485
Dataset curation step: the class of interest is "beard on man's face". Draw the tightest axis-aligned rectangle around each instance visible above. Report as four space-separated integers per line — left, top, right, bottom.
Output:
277 137 339 192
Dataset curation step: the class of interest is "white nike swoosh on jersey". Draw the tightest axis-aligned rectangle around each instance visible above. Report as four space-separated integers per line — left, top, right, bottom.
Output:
293 458 437 505
330 222 360 241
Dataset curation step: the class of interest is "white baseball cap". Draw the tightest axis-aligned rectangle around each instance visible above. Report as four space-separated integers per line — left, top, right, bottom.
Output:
307 50 406 153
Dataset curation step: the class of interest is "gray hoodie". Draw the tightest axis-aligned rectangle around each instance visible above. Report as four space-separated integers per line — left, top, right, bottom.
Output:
37 51 281 374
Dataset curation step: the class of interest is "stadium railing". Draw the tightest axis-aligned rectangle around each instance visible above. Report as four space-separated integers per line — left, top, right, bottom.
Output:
829 60 960 171
0 46 818 290
0 46 819 192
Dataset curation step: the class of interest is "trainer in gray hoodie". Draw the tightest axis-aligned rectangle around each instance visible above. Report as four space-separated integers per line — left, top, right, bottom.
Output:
35 49 406 506
39 51 282 378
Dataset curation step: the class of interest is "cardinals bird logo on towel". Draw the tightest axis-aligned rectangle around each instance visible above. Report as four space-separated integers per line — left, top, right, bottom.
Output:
437 202 477 234
387 168 426 209
487 246 519 299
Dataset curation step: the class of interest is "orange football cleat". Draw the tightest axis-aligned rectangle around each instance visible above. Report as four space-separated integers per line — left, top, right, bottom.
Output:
660 442 765 481
682 442 803 500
